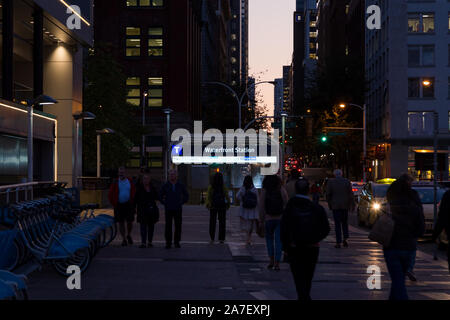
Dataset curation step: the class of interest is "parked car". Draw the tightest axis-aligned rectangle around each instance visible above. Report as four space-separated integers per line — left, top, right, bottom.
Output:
351 181 365 203
412 185 446 235
357 182 391 227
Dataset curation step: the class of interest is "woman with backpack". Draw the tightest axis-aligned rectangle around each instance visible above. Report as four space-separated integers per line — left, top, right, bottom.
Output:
237 175 259 246
206 173 231 244
260 175 289 271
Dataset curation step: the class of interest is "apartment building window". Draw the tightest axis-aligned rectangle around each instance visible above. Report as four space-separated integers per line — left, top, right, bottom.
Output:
408 45 435 67
408 112 434 136
408 13 434 33
148 77 163 107
126 77 141 106
148 27 163 56
126 27 141 57
408 77 435 98
126 0 163 7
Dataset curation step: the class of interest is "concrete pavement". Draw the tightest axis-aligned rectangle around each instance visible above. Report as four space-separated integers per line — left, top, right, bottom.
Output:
25 204 450 300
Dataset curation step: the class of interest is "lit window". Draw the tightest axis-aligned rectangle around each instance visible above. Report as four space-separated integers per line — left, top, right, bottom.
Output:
126 27 141 57
148 77 163 107
408 13 434 33
408 77 435 98
126 77 141 106
126 0 163 7
149 27 163 56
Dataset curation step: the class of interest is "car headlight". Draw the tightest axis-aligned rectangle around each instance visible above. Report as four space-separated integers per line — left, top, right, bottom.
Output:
373 202 381 211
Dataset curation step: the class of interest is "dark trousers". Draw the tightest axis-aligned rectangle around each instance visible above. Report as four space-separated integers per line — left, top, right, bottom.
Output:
288 246 320 300
140 223 155 245
165 209 182 245
332 209 349 244
384 249 415 300
209 208 226 241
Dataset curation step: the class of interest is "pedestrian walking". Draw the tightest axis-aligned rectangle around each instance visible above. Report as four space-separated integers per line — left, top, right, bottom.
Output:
281 178 330 300
310 180 321 205
108 167 137 246
260 175 289 271
383 179 425 300
285 170 300 199
326 169 355 248
236 175 259 246
135 172 160 248
205 173 231 244
432 190 450 273
160 169 189 249
397 174 423 282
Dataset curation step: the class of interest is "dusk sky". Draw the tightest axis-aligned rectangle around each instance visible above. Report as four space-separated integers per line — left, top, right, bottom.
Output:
249 0 295 117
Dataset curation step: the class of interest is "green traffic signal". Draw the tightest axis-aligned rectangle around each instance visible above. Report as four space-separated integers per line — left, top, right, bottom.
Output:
321 136 328 143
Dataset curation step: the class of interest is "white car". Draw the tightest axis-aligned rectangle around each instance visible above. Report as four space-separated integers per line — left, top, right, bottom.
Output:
412 186 447 235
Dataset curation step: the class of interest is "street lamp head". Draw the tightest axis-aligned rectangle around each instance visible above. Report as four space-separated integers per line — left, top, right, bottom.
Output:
73 111 96 121
96 128 115 135
280 111 288 117
339 103 346 109
29 94 58 106
163 108 173 115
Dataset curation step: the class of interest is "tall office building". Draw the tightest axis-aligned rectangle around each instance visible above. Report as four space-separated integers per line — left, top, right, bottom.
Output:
292 0 318 114
229 0 242 88
365 0 450 180
274 78 283 118
0 0 93 185
282 65 292 114
94 0 203 181
241 0 249 88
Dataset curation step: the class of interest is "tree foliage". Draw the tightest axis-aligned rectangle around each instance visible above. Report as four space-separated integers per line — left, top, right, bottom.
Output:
82 44 142 176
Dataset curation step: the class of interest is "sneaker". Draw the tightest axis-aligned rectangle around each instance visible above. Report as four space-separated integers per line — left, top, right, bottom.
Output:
343 240 349 248
335 244 341 249
406 271 417 282
127 235 133 245
139 244 146 249
121 240 128 247
273 264 281 271
175 243 181 248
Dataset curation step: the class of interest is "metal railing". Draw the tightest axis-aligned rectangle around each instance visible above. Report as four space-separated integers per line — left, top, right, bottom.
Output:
0 182 68 205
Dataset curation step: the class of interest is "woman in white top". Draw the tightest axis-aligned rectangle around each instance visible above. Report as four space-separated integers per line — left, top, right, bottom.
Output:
236 175 259 246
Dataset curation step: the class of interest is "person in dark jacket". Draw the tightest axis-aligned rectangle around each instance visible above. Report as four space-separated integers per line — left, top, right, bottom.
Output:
160 169 189 249
108 167 136 246
205 173 231 244
383 179 425 300
432 190 450 273
281 178 330 300
135 173 160 248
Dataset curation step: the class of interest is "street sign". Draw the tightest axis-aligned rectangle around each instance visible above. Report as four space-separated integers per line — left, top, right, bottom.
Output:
272 122 296 129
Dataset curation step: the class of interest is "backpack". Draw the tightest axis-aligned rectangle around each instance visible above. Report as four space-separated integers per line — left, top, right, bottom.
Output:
286 204 330 245
265 191 284 216
242 189 258 209
212 189 226 209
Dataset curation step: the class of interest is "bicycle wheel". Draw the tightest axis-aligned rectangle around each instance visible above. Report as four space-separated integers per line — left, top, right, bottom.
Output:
103 224 117 247
51 247 91 277
1 240 20 271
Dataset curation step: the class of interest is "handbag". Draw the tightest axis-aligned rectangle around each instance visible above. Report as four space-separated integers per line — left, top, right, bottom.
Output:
368 206 395 247
256 220 265 238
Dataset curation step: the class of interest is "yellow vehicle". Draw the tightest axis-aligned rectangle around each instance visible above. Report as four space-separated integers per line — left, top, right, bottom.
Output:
357 182 391 227
376 178 396 184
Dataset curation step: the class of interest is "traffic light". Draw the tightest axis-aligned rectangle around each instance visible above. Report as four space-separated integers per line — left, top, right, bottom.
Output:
321 135 328 143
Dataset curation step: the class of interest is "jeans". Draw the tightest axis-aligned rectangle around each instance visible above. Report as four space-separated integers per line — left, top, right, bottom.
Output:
288 246 320 300
140 223 155 245
209 209 227 241
384 249 415 300
332 209 349 244
165 209 182 245
265 219 282 262
407 249 417 273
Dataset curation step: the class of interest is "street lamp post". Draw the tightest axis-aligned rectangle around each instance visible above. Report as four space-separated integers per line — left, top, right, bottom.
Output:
96 128 115 178
163 108 173 182
73 112 96 188
339 103 367 182
433 111 438 229
27 95 58 182
142 92 148 168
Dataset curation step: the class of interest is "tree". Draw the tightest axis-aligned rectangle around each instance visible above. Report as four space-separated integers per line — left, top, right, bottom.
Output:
82 44 142 176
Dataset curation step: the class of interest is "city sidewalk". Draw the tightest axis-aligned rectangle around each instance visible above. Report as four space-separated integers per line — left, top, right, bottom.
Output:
24 205 450 300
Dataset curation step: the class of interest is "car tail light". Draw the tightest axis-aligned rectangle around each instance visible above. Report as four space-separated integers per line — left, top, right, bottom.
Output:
352 188 358 192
